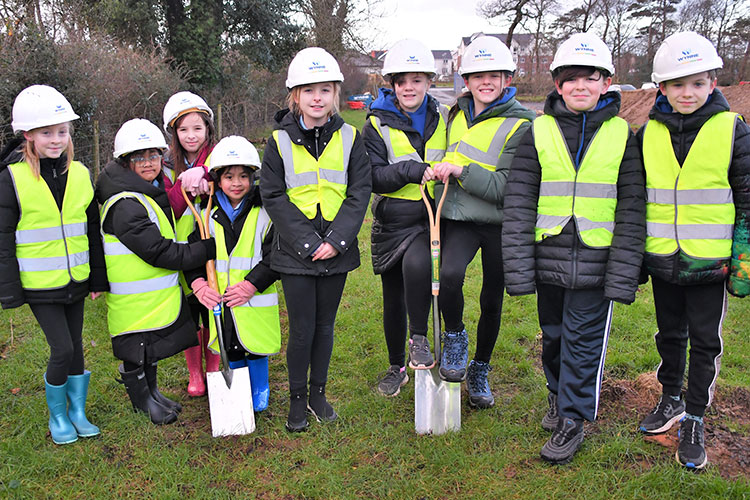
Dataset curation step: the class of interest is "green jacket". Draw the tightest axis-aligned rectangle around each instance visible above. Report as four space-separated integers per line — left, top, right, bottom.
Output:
436 92 536 225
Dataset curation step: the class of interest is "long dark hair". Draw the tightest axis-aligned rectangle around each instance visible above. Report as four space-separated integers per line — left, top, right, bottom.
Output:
167 111 216 176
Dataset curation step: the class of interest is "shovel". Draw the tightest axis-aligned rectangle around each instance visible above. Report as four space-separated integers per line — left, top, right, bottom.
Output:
181 184 255 437
414 181 461 435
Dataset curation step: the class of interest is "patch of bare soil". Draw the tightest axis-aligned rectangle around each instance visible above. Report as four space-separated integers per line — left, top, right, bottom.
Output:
619 85 750 128
596 372 750 479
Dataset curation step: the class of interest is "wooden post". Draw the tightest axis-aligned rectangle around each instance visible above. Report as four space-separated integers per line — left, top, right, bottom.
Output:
93 120 100 183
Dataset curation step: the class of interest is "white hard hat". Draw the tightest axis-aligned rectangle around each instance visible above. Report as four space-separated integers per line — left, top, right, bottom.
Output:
162 91 214 132
113 118 168 158
208 136 261 170
382 39 436 77
285 47 344 89
550 32 615 75
460 36 516 76
12 85 80 133
651 31 723 84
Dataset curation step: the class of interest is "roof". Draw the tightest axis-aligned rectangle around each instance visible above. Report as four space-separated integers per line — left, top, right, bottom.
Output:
461 33 534 47
431 50 452 59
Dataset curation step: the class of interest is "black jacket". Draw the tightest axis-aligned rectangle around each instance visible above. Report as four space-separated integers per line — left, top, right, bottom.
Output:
260 109 371 276
95 159 215 364
502 90 646 304
636 89 750 294
363 93 443 274
0 138 108 309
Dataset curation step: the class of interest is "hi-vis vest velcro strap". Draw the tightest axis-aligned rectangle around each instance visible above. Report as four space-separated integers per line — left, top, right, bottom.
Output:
101 191 181 337
533 114 629 248
369 104 449 200
643 111 737 259
274 123 355 220
206 205 281 356
9 161 93 290
445 109 527 172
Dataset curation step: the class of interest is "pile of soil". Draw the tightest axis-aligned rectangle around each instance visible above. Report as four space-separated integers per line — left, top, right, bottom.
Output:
596 372 750 479
619 85 750 127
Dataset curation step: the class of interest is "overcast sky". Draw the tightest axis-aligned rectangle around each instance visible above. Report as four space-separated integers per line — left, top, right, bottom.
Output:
363 0 505 52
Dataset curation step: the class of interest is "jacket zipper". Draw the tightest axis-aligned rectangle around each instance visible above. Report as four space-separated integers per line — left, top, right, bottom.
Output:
54 167 74 282
672 117 684 282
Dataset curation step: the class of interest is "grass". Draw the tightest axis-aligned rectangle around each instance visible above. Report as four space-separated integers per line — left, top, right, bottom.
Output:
1 112 749 498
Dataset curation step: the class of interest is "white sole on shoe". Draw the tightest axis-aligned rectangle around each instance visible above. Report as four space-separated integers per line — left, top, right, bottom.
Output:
640 410 686 434
675 449 707 469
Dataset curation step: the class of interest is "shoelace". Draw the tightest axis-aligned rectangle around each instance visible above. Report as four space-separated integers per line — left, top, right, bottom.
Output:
468 364 490 391
552 420 580 445
443 335 468 364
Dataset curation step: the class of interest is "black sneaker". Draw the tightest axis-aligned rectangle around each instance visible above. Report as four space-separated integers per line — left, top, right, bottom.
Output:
408 335 435 370
541 417 584 465
676 416 707 469
377 365 409 397
639 395 686 434
285 392 309 432
542 392 558 432
307 384 337 423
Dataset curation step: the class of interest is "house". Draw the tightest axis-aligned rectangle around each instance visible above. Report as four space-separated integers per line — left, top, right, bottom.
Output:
432 50 454 80
457 33 553 77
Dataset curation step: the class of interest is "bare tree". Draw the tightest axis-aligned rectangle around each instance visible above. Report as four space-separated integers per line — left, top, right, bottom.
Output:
479 0 534 46
519 0 559 74
552 0 601 35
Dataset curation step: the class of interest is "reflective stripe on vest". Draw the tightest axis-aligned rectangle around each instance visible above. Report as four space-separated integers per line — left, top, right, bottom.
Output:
206 206 280 355
274 124 355 220
101 192 181 337
533 114 629 248
369 104 449 200
443 109 527 173
8 161 92 290
643 112 737 258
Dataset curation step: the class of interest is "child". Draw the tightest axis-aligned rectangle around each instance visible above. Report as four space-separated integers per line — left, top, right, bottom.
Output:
362 38 447 396
96 118 216 425
502 33 646 464
186 135 280 412
432 36 535 408
162 91 219 397
260 47 371 431
637 31 750 469
0 85 106 444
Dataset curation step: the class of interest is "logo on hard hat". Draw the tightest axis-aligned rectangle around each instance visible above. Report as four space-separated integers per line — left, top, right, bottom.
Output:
308 61 328 73
575 43 595 54
138 133 151 141
677 49 701 63
54 105 67 114
406 55 419 64
474 49 495 61
228 150 239 157
179 98 191 104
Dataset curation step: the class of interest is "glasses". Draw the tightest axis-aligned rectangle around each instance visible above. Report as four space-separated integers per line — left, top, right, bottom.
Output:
129 153 162 164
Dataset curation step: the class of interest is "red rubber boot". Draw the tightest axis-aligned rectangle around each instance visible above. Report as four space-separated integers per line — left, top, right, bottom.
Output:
185 329 205 397
203 326 220 373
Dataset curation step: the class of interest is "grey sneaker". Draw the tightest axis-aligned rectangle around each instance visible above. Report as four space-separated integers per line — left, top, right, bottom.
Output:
377 365 409 397
676 416 707 469
542 392 558 432
639 395 686 434
541 417 584 465
408 335 435 369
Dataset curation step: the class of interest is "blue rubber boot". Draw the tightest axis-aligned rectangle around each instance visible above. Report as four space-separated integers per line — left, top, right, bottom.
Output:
439 329 469 382
228 358 248 369
44 374 78 445
248 357 270 412
66 370 100 437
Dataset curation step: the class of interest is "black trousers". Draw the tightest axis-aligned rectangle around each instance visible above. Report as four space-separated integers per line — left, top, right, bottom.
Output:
651 277 726 417
537 284 612 422
381 232 431 367
439 220 504 363
30 300 86 386
281 273 347 394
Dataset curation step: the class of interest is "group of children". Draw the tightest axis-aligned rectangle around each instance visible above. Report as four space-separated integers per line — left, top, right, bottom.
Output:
1 28 747 471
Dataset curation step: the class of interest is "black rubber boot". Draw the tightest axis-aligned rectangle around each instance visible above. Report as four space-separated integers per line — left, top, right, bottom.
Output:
285 390 309 432
308 384 337 422
117 365 178 425
144 362 182 413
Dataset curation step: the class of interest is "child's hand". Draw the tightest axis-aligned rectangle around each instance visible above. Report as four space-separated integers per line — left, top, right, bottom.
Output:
178 167 210 197
191 278 221 309
432 162 462 183
224 280 257 308
421 166 434 185
89 292 102 300
311 242 339 261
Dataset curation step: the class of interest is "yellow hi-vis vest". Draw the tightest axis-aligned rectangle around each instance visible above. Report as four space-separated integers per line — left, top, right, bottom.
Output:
8 161 92 290
443 109 528 174
101 192 181 337
533 114 630 248
162 164 199 295
205 206 281 356
368 104 449 200
643 112 737 259
273 124 355 220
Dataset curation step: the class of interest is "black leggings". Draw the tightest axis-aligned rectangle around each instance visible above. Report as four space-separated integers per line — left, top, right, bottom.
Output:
438 220 504 363
30 300 86 386
381 232 431 367
281 273 347 394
